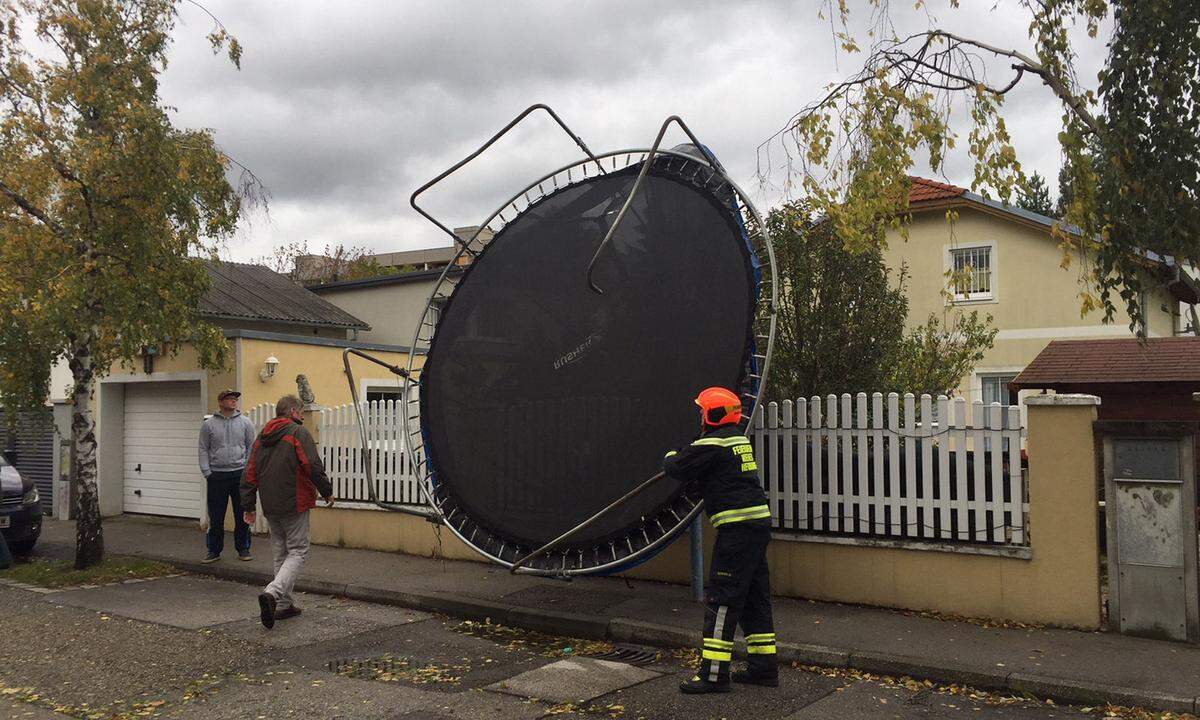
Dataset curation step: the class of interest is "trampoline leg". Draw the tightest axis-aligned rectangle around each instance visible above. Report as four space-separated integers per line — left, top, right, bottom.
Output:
690 516 704 603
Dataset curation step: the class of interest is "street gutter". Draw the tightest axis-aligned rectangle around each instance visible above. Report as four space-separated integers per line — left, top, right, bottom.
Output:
161 557 1197 715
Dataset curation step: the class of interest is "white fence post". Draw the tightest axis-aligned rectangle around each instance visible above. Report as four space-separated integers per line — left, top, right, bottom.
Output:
937 395 951 539
811 397 824 532
796 397 809 532
751 390 1027 549
902 393 917 538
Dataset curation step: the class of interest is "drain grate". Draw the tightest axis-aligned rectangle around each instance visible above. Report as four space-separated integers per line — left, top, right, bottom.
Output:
584 645 660 667
327 656 405 675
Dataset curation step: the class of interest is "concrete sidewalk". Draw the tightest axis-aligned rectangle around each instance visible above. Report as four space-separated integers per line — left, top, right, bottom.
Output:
35 516 1200 714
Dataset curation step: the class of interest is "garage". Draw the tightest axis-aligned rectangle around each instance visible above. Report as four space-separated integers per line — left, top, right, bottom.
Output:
123 380 204 517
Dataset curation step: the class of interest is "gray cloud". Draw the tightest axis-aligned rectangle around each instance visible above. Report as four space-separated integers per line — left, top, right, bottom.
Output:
159 1 1103 261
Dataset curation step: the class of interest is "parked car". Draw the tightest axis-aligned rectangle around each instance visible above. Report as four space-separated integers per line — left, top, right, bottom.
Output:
0 451 42 554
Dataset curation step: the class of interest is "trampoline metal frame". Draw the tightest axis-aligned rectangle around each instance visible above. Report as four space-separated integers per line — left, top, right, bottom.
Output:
343 104 777 576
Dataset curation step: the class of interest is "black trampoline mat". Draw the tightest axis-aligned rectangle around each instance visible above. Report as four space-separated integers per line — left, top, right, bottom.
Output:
421 163 756 553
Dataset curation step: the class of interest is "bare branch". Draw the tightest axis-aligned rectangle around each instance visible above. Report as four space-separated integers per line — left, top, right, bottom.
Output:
927 30 1103 136
0 180 64 236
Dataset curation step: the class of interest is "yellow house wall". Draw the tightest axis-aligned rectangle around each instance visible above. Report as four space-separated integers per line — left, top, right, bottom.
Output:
303 399 1102 628
883 207 1179 402
236 337 418 411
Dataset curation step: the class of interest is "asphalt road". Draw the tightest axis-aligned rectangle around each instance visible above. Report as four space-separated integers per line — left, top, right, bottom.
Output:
0 573 1102 720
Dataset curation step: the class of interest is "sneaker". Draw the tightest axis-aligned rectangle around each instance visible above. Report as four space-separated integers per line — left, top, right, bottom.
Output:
679 676 731 694
274 606 302 621
201 554 220 564
733 668 779 687
238 553 252 561
257 593 277 629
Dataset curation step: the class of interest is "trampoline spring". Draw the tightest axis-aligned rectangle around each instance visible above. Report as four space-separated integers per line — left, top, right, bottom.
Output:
625 537 635 555
609 542 617 561
567 168 572 182
642 528 651 545
469 528 478 542
669 508 682 523
498 542 506 558
655 519 666 534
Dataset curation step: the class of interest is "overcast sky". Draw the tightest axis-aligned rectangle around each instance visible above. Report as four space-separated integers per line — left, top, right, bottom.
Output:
158 1 1110 262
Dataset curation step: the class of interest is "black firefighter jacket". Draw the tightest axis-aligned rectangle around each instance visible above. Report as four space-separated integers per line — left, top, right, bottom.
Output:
662 424 771 528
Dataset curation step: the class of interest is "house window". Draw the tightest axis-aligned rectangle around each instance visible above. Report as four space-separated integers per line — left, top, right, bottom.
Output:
950 246 993 301
366 387 404 404
980 374 1018 406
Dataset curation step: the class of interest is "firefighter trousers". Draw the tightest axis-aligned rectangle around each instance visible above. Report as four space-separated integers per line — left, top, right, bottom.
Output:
699 522 776 683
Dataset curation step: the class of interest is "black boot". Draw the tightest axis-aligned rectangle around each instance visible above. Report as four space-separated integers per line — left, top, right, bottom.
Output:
257 593 276 629
679 675 731 694
733 667 779 687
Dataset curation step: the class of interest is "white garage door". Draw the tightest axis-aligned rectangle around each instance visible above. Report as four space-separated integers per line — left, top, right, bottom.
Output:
123 381 204 517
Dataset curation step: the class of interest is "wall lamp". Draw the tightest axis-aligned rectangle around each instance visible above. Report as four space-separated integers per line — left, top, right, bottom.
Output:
259 355 279 382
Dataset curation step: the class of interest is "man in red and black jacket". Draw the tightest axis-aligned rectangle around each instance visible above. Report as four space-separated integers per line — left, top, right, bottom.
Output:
664 387 777 694
241 394 334 629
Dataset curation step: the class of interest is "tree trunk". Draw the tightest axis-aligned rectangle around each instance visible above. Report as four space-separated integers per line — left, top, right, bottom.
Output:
69 345 104 569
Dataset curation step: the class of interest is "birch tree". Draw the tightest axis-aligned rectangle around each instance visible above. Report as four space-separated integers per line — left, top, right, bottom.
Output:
0 0 252 568
763 1 1200 331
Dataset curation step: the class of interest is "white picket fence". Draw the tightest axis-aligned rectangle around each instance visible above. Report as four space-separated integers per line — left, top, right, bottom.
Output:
752 393 1027 546
317 401 424 505
244 403 275 534
309 393 1029 548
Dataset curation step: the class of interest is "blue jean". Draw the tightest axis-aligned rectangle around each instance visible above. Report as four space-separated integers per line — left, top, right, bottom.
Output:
206 470 251 556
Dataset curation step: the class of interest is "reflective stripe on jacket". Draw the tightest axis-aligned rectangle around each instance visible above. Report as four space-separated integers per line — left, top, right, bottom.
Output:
661 424 770 527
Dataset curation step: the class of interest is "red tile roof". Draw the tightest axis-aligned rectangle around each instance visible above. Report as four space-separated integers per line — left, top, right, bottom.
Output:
1012 338 1200 387
908 176 967 204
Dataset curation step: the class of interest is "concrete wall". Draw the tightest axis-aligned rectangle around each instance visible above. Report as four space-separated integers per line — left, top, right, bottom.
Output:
312 278 440 348
304 396 1104 628
882 206 1180 403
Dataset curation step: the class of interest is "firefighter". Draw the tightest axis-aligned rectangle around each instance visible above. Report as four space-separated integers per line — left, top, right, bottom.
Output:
664 386 777 694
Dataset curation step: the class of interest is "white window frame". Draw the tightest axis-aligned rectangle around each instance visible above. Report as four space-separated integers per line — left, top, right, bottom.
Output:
979 373 1019 407
944 240 998 303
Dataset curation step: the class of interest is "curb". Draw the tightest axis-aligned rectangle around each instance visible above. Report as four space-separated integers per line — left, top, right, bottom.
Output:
151 556 1198 715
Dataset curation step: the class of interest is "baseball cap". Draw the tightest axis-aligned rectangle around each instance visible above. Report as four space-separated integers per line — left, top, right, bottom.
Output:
218 389 241 401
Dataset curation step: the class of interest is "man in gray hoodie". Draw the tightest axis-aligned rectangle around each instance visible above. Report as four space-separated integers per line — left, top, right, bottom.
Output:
199 389 256 562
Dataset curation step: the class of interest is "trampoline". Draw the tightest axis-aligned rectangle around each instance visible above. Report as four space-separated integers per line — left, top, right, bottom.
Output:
348 106 776 576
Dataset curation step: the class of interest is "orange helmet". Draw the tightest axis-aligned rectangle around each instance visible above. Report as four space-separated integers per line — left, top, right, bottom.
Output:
694 387 743 427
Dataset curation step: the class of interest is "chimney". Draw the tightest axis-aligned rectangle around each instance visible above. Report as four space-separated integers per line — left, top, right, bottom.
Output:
452 226 495 266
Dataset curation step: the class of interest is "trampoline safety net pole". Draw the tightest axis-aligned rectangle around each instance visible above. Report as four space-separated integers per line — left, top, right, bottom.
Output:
509 471 668 574
341 348 439 519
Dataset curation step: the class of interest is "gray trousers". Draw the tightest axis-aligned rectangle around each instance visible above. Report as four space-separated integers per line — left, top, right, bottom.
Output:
264 512 310 610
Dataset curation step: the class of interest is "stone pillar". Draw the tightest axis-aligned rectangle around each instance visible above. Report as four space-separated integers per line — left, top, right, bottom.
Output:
1017 394 1102 627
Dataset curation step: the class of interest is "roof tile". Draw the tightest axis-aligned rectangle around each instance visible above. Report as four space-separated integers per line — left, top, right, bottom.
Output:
908 176 967 204
199 261 369 330
1013 338 1200 386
